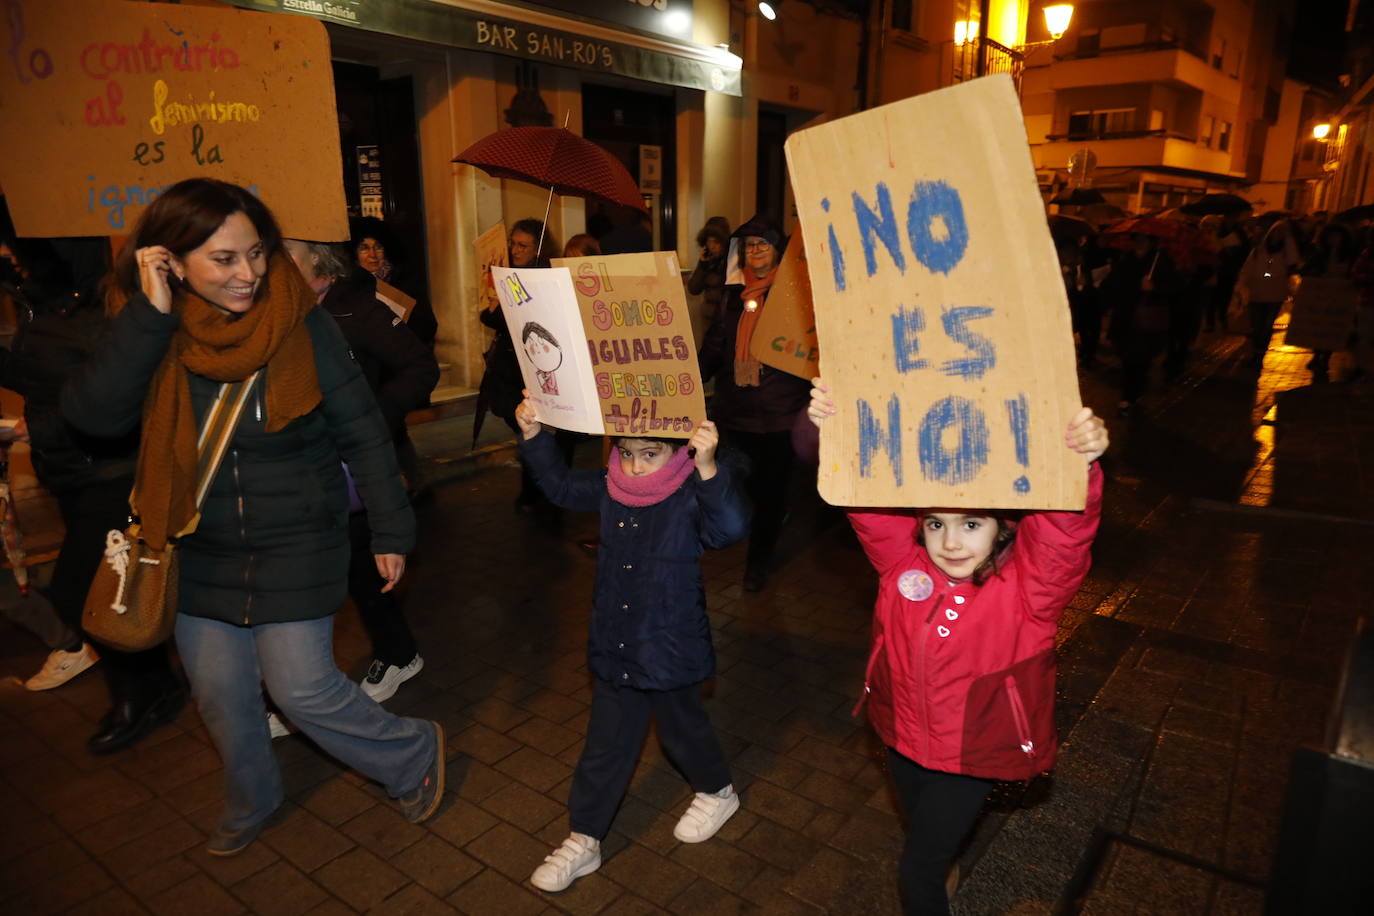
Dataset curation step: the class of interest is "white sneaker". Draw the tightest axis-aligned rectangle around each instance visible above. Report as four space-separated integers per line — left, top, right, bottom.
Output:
673 786 740 843
25 643 99 691
360 654 424 702
266 712 295 739
530 833 601 892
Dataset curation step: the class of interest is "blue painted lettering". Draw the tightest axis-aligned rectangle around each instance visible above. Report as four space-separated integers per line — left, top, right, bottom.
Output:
918 396 988 485
939 306 996 379
857 395 902 486
907 180 969 275
852 182 906 278
891 305 930 373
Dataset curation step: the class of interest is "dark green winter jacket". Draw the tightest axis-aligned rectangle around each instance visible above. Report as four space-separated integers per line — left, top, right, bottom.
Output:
61 294 415 626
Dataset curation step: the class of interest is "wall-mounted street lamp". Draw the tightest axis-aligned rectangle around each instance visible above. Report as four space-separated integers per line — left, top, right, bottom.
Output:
1042 4 1075 41
955 4 1074 48
758 1 781 21
1313 123 1333 140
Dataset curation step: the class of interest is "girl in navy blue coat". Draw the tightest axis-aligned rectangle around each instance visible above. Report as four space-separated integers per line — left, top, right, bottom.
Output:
514 394 749 893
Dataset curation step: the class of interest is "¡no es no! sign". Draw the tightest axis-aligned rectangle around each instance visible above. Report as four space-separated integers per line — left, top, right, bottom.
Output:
786 75 1086 510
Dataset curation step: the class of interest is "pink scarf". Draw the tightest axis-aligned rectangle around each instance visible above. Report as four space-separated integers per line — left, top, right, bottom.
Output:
606 447 695 507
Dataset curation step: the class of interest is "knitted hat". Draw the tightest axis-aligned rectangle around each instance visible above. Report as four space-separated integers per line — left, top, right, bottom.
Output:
696 216 732 247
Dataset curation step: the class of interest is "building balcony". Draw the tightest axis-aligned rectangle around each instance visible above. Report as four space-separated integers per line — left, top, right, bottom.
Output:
1034 130 1239 178
1047 43 1241 106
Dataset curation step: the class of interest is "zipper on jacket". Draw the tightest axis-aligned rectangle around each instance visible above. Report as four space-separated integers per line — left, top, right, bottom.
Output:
915 592 944 760
1004 675 1035 756
853 632 885 716
232 449 254 625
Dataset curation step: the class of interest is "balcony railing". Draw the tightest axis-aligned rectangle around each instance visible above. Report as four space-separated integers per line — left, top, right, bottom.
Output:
948 36 1025 90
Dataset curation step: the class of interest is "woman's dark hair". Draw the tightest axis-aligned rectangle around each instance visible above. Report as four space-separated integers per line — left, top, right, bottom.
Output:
510 218 560 267
109 178 281 304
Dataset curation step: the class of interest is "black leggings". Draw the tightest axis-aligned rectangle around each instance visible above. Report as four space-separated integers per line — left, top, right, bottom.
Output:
888 749 994 916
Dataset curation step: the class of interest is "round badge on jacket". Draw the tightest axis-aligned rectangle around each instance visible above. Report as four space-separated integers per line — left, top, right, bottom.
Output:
897 569 934 601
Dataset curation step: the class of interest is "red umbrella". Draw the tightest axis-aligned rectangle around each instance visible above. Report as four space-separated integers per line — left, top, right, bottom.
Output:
1100 216 1217 270
453 127 646 213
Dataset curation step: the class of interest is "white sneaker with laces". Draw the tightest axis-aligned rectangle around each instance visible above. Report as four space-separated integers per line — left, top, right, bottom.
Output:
530 833 601 892
360 654 424 702
25 643 99 691
673 785 740 843
266 712 295 739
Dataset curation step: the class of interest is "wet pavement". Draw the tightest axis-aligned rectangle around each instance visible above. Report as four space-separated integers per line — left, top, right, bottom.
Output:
1 318 1370 915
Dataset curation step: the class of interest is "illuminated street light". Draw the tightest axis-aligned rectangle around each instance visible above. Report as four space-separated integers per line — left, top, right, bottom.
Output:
1313 123 1332 140
954 20 978 46
1043 5 1074 41
759 1 779 21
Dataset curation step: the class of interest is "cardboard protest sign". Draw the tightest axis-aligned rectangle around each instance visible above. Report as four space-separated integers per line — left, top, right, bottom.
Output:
749 233 820 380
475 223 508 312
785 75 1085 510
491 266 605 435
1285 277 1357 352
375 279 416 323
0 0 344 239
552 252 706 438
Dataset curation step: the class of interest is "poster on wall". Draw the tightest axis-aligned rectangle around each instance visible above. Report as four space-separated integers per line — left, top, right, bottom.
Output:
0 0 345 239
491 265 605 435
551 251 706 438
785 75 1085 510
475 223 508 313
749 233 820 380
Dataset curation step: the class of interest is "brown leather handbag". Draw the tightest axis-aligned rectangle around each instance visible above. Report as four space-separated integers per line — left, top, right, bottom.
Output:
84 373 260 652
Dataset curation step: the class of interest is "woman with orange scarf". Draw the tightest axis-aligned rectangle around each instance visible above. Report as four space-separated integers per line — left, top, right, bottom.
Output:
698 215 811 592
61 180 445 857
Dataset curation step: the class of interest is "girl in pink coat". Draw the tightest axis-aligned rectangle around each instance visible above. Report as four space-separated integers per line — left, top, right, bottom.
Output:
807 380 1109 915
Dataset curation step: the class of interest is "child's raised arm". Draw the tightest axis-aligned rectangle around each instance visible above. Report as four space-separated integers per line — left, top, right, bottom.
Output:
514 392 543 440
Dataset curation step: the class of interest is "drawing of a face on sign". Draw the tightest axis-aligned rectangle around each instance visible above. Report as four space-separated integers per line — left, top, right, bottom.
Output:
522 321 564 396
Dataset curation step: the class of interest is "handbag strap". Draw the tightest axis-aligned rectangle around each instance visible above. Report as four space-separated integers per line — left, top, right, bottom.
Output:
190 371 262 513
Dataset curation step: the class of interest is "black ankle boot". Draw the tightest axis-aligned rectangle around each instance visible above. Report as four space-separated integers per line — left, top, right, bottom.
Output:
87 685 187 756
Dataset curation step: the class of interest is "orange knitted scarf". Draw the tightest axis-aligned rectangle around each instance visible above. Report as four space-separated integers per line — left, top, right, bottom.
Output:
131 253 321 548
733 265 778 387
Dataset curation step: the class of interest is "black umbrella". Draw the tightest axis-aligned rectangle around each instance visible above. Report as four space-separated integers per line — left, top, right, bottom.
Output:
1051 188 1106 206
1335 203 1374 222
1048 214 1093 244
1179 193 1252 216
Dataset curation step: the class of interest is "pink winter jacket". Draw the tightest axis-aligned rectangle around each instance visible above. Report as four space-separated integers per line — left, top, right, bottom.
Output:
848 464 1103 781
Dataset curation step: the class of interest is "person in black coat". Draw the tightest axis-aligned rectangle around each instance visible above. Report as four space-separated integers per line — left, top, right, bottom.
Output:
284 239 438 704
63 180 443 857
698 214 811 591
1104 234 1182 415
0 233 185 753
349 217 438 348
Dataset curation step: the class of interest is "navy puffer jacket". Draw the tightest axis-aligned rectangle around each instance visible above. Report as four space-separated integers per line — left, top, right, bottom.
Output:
520 432 749 690
62 295 414 626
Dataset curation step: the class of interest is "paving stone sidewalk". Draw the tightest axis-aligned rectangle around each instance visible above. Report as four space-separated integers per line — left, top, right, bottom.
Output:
0 324 1369 915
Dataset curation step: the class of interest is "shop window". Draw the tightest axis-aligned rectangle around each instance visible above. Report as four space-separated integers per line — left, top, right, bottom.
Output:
1218 121 1232 152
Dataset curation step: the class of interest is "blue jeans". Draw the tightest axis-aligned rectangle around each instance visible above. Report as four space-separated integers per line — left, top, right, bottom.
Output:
176 613 436 832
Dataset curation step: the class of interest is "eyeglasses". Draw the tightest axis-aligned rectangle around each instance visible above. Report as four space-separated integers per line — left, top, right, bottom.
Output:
744 240 772 251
